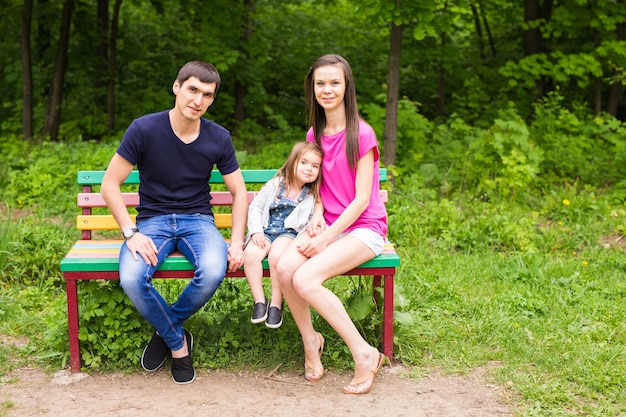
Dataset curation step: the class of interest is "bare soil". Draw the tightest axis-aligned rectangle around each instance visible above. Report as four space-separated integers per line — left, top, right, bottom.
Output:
2 362 516 417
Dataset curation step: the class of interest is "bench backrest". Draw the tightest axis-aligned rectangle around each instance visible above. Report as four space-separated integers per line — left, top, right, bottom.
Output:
75 169 388 240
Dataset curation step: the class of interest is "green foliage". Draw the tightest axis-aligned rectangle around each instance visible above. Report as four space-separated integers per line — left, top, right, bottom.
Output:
0 216 72 287
3 0 626 147
465 105 542 201
389 93 626 202
362 95 432 169
3 99 626 415
73 282 146 370
1 135 117 215
530 92 626 187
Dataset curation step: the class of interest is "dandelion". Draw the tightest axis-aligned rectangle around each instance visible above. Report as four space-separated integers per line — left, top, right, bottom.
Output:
573 251 577 255
563 199 570 206
558 221 563 225
582 261 588 267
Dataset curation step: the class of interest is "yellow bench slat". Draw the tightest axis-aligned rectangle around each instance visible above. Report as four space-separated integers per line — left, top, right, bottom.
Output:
77 214 233 230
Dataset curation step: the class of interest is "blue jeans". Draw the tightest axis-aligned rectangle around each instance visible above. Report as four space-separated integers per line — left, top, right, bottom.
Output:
119 214 227 351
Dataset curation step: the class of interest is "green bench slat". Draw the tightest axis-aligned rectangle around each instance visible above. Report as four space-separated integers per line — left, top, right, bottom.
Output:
60 251 400 272
77 169 387 185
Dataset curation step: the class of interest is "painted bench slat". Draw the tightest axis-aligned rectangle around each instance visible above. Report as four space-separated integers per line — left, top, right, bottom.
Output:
76 213 233 230
77 192 259 208
76 169 388 185
60 240 400 272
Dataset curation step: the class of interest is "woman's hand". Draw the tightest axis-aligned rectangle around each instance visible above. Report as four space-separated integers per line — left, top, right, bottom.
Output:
306 212 326 237
296 232 330 258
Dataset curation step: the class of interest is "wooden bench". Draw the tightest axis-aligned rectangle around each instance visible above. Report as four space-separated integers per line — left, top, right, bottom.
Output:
60 169 400 372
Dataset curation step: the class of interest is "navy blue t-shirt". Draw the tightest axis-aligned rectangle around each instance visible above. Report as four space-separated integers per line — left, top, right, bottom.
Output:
116 110 239 221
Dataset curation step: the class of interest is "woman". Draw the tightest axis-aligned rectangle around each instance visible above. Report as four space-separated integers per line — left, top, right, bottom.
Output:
276 54 388 395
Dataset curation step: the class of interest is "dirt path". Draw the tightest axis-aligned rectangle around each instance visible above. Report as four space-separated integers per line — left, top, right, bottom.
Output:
2 363 515 417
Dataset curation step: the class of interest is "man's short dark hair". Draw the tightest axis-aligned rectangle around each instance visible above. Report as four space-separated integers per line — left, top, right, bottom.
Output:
176 61 221 92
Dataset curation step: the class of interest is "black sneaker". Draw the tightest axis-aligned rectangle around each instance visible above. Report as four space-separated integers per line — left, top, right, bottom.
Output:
265 306 283 329
171 355 195 384
251 300 268 324
141 331 170 372
171 329 195 384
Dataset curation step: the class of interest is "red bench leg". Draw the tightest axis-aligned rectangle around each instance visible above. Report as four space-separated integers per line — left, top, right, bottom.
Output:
373 274 394 362
382 273 394 362
65 277 82 372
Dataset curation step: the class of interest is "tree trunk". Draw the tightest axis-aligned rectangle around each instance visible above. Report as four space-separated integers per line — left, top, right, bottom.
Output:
593 77 602 114
108 0 122 130
383 21 403 168
43 0 74 140
470 3 485 60
437 31 447 117
606 21 625 117
21 0 34 139
234 0 255 124
478 1 496 57
96 0 109 111
523 0 553 97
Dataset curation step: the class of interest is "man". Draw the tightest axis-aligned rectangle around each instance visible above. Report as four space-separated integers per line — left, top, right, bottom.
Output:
102 61 248 384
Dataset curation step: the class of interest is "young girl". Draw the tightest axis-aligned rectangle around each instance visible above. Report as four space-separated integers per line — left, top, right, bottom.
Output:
243 141 323 328
276 54 388 394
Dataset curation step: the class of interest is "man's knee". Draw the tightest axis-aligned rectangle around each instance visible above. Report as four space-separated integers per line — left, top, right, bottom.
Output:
119 258 150 293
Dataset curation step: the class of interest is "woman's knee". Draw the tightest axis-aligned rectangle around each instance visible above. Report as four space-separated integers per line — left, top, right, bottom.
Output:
292 269 316 295
276 258 295 286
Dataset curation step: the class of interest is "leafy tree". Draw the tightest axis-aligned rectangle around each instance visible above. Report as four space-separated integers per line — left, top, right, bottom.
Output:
502 0 626 117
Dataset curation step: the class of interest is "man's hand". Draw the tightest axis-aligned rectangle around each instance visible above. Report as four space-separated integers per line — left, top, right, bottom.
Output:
227 245 244 273
125 233 158 266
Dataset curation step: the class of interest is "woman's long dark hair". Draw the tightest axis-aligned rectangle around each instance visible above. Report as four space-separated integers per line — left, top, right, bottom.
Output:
304 54 360 169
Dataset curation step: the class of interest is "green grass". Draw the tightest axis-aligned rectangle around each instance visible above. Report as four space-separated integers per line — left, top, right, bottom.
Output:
2 135 626 415
394 247 626 416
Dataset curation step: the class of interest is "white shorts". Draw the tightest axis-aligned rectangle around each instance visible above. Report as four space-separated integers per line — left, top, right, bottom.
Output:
337 228 385 256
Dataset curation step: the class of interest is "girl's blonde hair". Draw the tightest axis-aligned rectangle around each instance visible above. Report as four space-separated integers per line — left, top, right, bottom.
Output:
278 141 323 202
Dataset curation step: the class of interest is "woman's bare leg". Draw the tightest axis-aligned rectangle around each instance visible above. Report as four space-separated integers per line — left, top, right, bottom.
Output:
276 233 323 374
291 236 380 383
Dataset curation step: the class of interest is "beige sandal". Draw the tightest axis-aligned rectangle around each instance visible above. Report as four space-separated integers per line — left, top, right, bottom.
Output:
304 332 325 381
343 349 386 395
